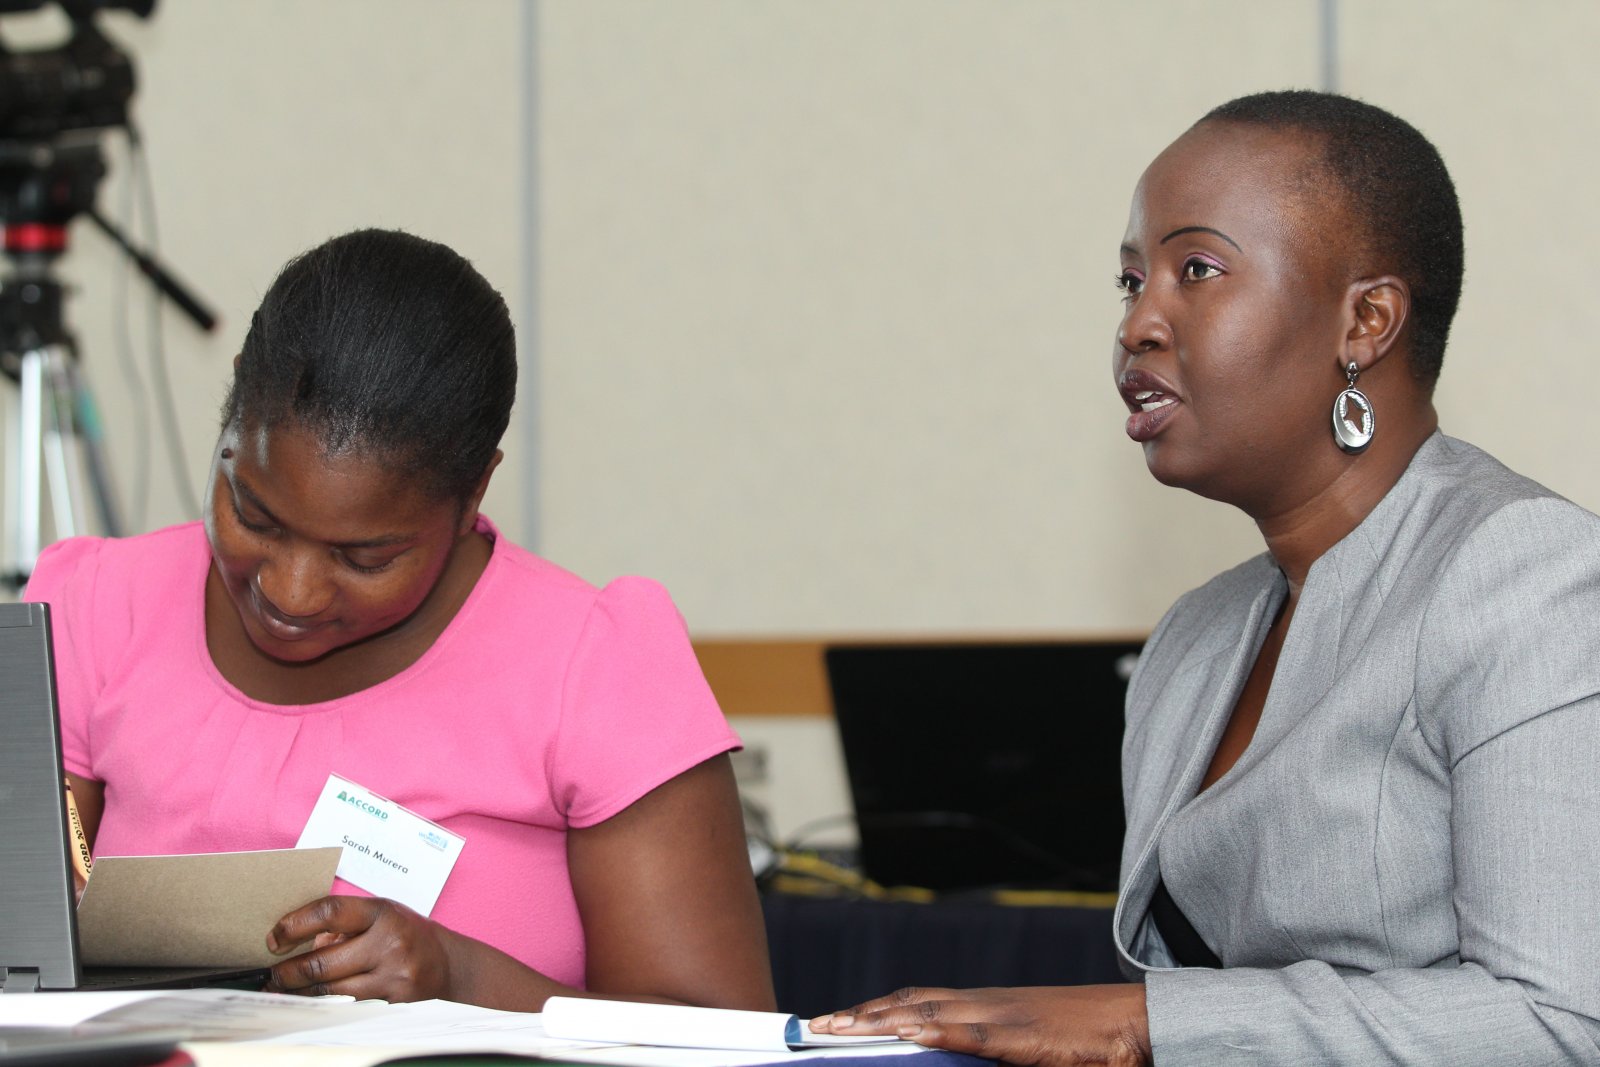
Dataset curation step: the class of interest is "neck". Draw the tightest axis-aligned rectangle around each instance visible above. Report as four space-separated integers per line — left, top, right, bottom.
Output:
1255 402 1438 594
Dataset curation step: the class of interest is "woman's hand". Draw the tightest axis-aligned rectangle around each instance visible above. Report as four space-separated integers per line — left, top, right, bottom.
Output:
264 895 454 1002
810 985 1152 1067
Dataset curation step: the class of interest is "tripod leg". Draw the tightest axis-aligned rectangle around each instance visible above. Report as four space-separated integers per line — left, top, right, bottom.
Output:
2 376 20 588
15 348 45 577
3 348 127 589
57 355 123 538
42 349 83 541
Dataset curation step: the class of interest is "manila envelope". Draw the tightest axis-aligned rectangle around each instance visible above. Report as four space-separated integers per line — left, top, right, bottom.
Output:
76 847 342 968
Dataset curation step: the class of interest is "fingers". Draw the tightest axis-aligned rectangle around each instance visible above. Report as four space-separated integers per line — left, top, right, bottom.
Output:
814 986 1151 1067
268 894 384 955
896 1021 1001 1058
265 929 387 998
265 895 451 1004
810 986 957 1033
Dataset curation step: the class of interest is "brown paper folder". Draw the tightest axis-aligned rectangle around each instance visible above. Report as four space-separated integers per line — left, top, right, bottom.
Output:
75 846 341 967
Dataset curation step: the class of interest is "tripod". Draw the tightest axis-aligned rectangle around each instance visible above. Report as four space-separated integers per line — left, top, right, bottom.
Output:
0 136 217 592
1 251 122 593
0 138 116 592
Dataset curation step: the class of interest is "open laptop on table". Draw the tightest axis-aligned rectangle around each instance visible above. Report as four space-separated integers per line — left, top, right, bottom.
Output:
0 601 269 993
826 640 1142 894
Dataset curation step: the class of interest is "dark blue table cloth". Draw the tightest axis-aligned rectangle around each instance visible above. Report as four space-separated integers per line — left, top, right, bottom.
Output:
762 891 1125 1020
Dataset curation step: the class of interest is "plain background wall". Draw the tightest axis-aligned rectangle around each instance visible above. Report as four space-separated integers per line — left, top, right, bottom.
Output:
6 1 1600 841
541 0 1600 638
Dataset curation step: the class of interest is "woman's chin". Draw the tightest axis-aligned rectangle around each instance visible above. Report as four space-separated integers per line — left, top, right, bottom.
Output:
1141 446 1241 506
249 636 338 666
1141 440 1200 489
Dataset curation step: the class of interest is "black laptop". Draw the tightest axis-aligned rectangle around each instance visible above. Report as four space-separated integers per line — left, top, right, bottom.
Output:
0 601 268 993
826 640 1141 893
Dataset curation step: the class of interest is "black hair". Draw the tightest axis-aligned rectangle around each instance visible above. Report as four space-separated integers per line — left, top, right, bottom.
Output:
1199 90 1463 383
222 228 516 502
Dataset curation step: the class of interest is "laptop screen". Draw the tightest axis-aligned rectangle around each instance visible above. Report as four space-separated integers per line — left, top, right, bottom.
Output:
826 640 1141 894
0 601 84 991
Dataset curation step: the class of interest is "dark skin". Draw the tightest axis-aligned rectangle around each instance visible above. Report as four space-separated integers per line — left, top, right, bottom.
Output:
811 121 1440 1064
69 418 775 1012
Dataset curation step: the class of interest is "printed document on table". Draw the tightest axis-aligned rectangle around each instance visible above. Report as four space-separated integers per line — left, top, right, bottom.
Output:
0 989 383 1041
542 997 904 1051
242 998 617 1052
237 1000 926 1066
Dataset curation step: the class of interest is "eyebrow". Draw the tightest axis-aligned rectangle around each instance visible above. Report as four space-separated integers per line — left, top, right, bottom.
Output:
1160 226 1241 251
233 478 412 550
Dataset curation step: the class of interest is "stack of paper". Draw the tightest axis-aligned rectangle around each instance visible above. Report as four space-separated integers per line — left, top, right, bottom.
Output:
0 990 922 1067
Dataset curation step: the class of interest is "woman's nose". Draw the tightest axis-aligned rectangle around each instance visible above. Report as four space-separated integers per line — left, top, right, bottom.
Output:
255 549 333 619
1117 287 1172 354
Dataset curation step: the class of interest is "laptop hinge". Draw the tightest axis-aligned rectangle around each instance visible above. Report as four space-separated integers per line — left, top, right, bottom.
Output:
1 967 42 993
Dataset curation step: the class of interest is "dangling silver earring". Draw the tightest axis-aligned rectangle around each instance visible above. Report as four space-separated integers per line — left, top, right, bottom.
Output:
1332 361 1374 454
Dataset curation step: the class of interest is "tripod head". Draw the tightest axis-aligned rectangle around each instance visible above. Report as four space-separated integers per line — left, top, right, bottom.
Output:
0 136 103 376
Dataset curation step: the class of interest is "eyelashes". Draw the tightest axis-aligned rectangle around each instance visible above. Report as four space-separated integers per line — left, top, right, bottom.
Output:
1115 256 1226 298
230 496 399 576
231 497 275 535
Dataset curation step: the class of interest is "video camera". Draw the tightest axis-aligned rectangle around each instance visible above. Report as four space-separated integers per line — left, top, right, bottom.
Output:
0 0 152 139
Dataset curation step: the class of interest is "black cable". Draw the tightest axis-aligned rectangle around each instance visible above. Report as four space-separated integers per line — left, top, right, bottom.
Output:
126 122 201 520
779 812 858 853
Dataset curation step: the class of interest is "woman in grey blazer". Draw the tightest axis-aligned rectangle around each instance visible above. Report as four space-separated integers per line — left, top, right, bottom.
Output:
810 92 1600 1065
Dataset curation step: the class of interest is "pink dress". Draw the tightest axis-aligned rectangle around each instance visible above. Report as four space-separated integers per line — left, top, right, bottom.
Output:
24 518 741 989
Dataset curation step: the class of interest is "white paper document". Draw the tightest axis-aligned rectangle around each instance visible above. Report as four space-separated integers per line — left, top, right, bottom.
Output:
236 998 923 1067
0 989 384 1042
542 997 905 1052
243 998 607 1052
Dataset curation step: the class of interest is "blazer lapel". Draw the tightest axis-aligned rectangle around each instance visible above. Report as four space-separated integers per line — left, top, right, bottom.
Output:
1115 577 1284 969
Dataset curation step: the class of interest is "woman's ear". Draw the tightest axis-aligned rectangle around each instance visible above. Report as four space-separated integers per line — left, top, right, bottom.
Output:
1342 276 1409 373
457 450 503 536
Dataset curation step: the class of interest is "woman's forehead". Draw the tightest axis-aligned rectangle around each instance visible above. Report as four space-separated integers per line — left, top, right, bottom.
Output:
229 420 437 517
1126 123 1341 250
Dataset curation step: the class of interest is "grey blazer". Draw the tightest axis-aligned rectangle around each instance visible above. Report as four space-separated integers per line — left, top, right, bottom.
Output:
1115 433 1600 1065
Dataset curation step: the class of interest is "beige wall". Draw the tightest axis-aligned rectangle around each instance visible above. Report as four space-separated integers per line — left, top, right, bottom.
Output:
539 0 1600 638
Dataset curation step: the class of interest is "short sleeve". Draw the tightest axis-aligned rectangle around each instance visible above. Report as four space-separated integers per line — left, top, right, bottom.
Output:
548 576 740 827
22 537 109 780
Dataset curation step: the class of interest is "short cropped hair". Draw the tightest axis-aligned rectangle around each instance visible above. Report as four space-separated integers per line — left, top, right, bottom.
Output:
222 229 517 502
1200 91 1464 383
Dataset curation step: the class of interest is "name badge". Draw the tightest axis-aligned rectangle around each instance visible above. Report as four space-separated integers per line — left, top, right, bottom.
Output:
295 774 465 917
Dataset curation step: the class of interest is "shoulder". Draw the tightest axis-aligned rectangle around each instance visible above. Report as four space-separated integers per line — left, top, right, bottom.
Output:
482 549 734 828
1401 438 1600 759
477 527 687 639
25 522 208 616
1362 434 1593 563
1396 434 1600 595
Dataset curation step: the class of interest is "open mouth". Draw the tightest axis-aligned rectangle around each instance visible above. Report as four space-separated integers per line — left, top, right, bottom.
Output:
1130 389 1178 413
1117 374 1183 443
